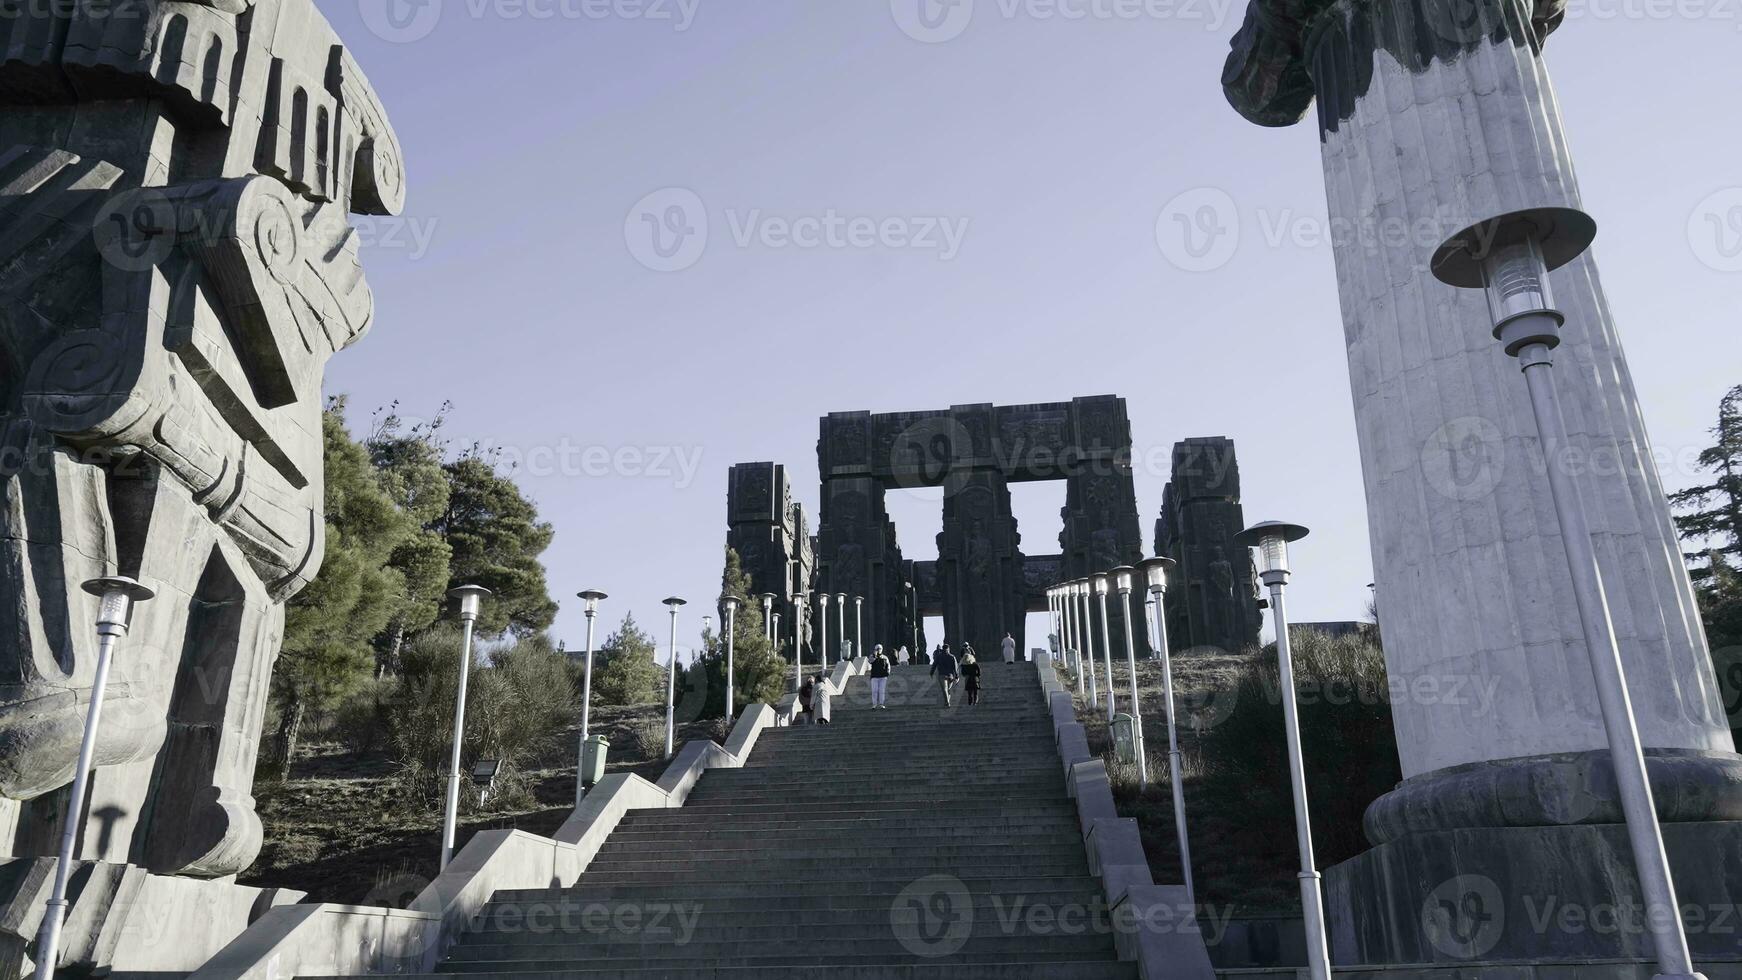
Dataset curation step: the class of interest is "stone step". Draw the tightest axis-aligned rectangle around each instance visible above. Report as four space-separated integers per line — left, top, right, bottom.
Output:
490 875 1104 903
466 899 1113 933
645 799 1076 817
437 947 1116 972
447 933 1117 959
603 824 1082 844
590 842 1087 864
578 858 1091 880
315 960 1137 979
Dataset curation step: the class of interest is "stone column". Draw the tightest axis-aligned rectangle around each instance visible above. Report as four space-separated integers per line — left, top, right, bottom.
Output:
1222 0 1741 963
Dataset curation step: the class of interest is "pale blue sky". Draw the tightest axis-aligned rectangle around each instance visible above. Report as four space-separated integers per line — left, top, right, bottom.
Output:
321 0 1742 656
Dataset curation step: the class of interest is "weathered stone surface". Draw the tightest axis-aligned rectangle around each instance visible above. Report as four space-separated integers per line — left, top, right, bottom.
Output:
725 462 815 655
0 0 400 888
1155 437 1262 655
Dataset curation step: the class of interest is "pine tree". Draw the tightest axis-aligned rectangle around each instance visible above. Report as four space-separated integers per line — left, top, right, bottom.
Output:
432 453 559 638
592 613 668 706
1671 384 1742 582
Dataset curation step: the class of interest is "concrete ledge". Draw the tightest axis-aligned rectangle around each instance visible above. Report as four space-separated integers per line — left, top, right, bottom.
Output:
188 665 872 980
1032 660 1214 980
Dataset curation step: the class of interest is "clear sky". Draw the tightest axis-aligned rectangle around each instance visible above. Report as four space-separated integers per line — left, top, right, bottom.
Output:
321 0 1742 658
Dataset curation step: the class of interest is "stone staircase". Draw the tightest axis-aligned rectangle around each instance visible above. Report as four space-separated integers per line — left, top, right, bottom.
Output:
376 663 1135 979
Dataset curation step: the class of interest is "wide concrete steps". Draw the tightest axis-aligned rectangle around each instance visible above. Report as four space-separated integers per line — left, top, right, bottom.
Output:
375 662 1128 979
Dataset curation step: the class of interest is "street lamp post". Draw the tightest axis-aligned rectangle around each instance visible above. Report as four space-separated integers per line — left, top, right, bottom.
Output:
575 589 607 806
33 576 155 980
835 592 847 660
721 595 740 721
818 593 830 670
1063 584 1082 692
1234 521 1329 980
662 596 685 759
1111 566 1146 790
906 581 918 655
790 590 806 692
1091 572 1115 722
1076 580 1096 704
854 596 863 662
761 593 775 644
1139 556 1194 907
441 584 491 871
1433 208 1704 980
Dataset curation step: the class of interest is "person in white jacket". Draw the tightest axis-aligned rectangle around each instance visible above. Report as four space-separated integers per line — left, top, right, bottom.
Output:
811 673 832 725
896 646 911 665
1001 633 1017 665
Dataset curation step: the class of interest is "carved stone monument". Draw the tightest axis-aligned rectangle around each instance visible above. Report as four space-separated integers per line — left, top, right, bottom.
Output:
1155 438 1262 654
1222 0 1742 964
0 0 401 970
725 462 816 655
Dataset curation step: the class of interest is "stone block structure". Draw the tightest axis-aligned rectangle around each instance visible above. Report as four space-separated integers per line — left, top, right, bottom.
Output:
1155 437 1262 654
725 462 815 656
0 0 400 970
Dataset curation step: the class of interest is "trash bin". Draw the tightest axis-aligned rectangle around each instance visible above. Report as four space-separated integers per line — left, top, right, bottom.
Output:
581 735 609 788
1110 713 1140 765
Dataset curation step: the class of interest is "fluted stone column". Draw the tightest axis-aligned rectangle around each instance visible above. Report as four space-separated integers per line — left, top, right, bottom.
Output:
1223 0 1742 963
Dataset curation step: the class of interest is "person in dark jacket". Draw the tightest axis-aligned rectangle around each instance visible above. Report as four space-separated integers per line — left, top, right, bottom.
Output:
869 645 892 709
798 676 815 725
960 650 983 706
930 645 960 707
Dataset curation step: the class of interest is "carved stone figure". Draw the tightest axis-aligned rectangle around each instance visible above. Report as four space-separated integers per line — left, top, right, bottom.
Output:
1 0 402 888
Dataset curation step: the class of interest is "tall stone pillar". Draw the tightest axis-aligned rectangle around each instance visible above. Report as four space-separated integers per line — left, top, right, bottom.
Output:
1222 0 1742 963
1156 438 1262 654
938 469 1025 656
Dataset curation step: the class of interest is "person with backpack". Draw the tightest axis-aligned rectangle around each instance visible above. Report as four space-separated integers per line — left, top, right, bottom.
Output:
869 646 892 709
930 644 960 707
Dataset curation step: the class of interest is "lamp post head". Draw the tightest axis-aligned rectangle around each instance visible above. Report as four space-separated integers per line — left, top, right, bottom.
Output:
760 592 775 609
835 592 846 607
1234 521 1311 581
663 596 687 612
819 593 829 608
447 585 491 624
82 576 156 636
854 596 862 608
577 590 607 616
1110 566 1135 595
1138 556 1176 595
1090 572 1110 596
721 594 741 615
1431 206 1596 356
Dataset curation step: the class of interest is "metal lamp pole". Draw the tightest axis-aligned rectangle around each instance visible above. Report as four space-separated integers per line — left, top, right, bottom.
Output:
1433 208 1704 980
1235 521 1329 980
34 576 155 980
760 593 775 644
1091 572 1116 722
906 581 918 654
1139 556 1194 907
854 596 863 661
1075 580 1096 704
662 596 685 759
441 584 491 871
575 589 607 806
1111 566 1147 790
790 590 806 692
835 592 847 660
721 595 740 720
817 593 830 670
1063 584 1082 692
